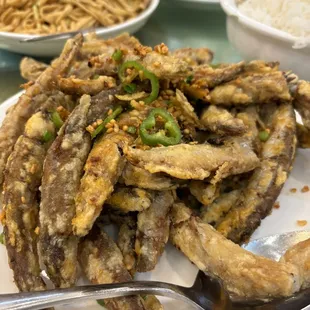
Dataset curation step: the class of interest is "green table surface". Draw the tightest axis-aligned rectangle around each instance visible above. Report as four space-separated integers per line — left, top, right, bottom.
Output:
0 1 241 103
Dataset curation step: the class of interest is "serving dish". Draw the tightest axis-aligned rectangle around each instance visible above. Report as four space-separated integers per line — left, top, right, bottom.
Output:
0 90 309 310
0 0 159 57
220 0 310 80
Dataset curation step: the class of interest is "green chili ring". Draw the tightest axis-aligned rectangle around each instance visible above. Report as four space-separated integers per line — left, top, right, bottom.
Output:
139 108 182 146
118 61 159 104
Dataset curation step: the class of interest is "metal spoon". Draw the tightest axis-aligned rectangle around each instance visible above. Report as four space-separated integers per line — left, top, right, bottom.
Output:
1 231 310 310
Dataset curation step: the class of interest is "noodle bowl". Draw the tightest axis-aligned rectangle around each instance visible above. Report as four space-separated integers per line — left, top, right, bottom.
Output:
0 0 150 35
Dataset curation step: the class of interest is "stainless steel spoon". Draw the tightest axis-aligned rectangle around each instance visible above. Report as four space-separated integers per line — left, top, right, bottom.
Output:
1 231 310 310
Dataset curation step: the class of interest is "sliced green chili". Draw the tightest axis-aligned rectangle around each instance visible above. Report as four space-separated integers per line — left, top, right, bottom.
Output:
127 126 137 134
123 83 137 94
97 300 105 307
119 61 159 104
112 49 123 62
185 75 194 84
42 130 54 143
91 106 123 139
139 108 182 146
51 111 64 129
0 232 4 245
259 130 270 142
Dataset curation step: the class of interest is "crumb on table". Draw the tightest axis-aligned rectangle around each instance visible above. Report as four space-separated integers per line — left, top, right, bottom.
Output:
301 185 309 193
273 201 280 209
290 188 297 193
297 220 308 227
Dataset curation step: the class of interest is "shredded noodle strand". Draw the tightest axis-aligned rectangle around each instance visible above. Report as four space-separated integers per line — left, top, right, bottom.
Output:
0 0 150 34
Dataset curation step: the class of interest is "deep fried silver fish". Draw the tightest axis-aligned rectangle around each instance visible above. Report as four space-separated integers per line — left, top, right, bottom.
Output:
40 88 121 288
20 57 48 82
189 181 220 206
200 189 241 225
135 191 174 272
79 224 148 310
121 163 179 190
200 105 246 136
293 80 310 130
107 186 153 213
170 204 301 299
73 132 132 237
217 104 296 242
209 72 291 106
3 94 75 292
0 34 83 185
171 47 214 65
124 143 259 182
117 215 138 275
39 95 91 288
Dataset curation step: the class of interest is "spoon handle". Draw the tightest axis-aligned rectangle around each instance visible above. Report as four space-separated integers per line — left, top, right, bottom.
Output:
0 281 203 310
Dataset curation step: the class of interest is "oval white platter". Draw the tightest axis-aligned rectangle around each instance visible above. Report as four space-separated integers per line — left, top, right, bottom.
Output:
0 92 309 310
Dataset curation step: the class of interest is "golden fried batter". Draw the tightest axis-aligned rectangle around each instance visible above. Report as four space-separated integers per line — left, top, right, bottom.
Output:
73 132 132 237
209 72 291 106
170 204 301 299
124 143 259 181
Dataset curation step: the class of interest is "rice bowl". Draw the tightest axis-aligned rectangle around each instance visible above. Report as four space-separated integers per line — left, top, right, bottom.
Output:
221 0 310 80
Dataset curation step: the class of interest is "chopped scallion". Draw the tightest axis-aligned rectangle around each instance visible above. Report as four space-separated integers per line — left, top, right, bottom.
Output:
0 232 4 245
259 130 270 142
112 49 123 62
127 126 137 134
42 130 54 143
185 75 194 84
51 111 64 129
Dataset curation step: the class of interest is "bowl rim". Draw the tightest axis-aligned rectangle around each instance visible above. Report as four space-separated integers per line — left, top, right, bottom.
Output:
220 0 309 49
0 0 159 40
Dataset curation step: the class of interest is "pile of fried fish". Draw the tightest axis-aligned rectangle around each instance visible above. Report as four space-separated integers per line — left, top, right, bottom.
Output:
1 33 310 309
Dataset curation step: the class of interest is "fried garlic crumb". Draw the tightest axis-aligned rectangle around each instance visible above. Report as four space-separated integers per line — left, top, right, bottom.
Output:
154 43 169 55
301 185 309 193
34 227 40 235
290 188 297 193
86 125 95 134
273 202 280 209
297 220 308 227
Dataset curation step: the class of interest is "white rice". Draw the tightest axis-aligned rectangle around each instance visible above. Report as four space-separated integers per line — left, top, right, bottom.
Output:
238 0 310 48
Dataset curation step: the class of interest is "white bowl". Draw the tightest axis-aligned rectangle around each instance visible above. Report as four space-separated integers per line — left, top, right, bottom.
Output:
0 0 159 57
220 0 310 81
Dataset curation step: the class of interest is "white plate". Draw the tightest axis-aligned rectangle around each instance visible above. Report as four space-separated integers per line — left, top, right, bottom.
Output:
0 0 159 57
0 92 310 309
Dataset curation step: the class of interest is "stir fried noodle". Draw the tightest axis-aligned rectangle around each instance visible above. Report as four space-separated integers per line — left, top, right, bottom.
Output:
0 0 150 34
